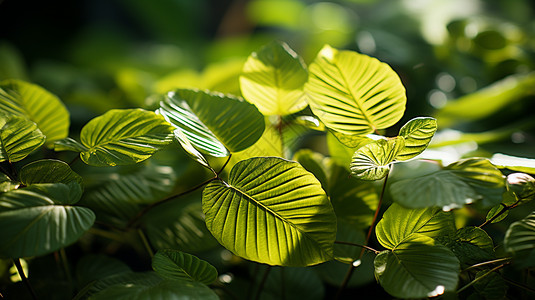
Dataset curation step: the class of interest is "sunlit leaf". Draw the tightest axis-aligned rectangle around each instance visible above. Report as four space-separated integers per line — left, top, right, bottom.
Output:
504 211 535 267
305 45 406 135
0 115 44 162
350 137 404 180
19 159 83 187
326 132 370 167
152 249 217 284
0 173 18 192
0 184 95 258
240 41 307 116
157 89 265 157
491 153 535 175
53 137 88 153
173 128 210 169
79 109 174 166
396 117 437 161
374 234 460 299
202 157 336 266
375 203 455 250
0 79 69 143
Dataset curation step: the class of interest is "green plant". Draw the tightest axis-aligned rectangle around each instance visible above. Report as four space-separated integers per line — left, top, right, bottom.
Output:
0 41 534 299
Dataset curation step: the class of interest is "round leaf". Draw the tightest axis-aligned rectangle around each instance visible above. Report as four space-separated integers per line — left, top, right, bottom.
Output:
374 234 460 299
0 115 44 162
0 185 95 258
305 45 406 135
376 203 455 249
157 89 265 157
240 41 308 116
0 79 69 143
396 117 437 161
80 109 174 166
202 157 336 266
152 250 217 285
350 137 404 180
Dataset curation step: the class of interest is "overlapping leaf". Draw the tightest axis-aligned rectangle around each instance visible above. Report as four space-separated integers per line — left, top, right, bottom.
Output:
157 89 265 157
152 250 217 284
240 41 308 116
396 117 437 161
0 79 69 143
79 109 174 166
202 157 336 266
19 159 83 187
0 183 95 258
504 211 535 266
305 45 406 135
436 227 495 267
350 137 404 180
0 114 45 162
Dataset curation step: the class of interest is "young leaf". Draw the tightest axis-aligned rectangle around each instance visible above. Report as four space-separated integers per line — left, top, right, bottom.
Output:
173 128 210 169
152 250 217 285
0 79 69 143
350 137 404 180
0 184 95 258
305 45 406 135
79 109 174 166
504 211 535 267
374 234 460 299
19 159 83 186
240 41 308 116
0 115 45 162
396 117 437 161
202 157 336 266
375 203 455 250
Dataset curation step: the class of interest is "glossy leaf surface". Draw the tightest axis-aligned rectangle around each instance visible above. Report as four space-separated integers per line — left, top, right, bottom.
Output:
240 41 307 115
350 137 404 180
80 109 174 166
0 115 44 162
202 157 336 266
305 45 406 135
19 159 83 186
396 117 437 161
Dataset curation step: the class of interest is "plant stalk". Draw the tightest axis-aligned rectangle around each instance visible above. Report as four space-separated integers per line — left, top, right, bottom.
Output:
462 257 511 272
13 259 38 300
138 229 154 257
334 241 380 254
457 262 509 293
255 265 271 300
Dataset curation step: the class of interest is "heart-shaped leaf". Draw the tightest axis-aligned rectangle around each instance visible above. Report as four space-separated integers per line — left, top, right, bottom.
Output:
0 184 95 258
79 109 174 166
0 79 69 143
375 203 455 250
374 234 460 299
396 117 437 161
240 41 308 116
152 249 217 284
350 137 404 180
305 45 406 135
202 157 336 266
157 89 265 157
0 114 45 162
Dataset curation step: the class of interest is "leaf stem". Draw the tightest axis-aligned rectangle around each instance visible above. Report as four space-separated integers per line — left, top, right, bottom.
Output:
335 172 389 299
13 259 38 300
277 115 284 158
217 154 232 177
68 155 80 167
334 241 380 254
126 176 217 228
457 262 510 293
137 229 154 257
59 248 73 292
255 265 271 300
462 257 511 272
479 196 524 228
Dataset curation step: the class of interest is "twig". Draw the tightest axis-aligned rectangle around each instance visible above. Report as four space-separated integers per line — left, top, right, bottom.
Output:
217 154 232 177
68 155 80 167
255 266 271 300
503 277 535 294
138 229 154 257
457 262 510 293
462 257 511 272
334 241 380 254
59 248 73 291
13 259 38 300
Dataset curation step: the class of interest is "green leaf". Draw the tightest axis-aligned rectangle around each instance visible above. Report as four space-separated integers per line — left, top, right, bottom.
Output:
19 159 83 186
74 272 162 300
202 157 336 266
504 211 535 267
240 41 308 116
253 267 325 300
506 172 535 203
157 89 265 157
173 128 210 169
305 45 406 135
486 204 509 224
152 250 217 285
0 115 45 162
0 173 18 192
53 137 89 152
0 79 69 143
79 109 174 166
376 203 455 249
491 153 535 175
0 184 95 258
76 255 132 288
350 137 404 180
374 234 460 299
473 269 507 300
396 117 437 161
326 132 371 167
436 227 495 267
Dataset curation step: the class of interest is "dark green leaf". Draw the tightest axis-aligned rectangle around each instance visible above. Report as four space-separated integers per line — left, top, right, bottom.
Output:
504 211 535 267
152 250 217 284
76 255 132 288
253 267 325 300
437 227 495 267
473 270 507 300
19 159 83 186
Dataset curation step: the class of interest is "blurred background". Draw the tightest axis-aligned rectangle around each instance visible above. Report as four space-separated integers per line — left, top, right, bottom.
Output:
0 0 534 153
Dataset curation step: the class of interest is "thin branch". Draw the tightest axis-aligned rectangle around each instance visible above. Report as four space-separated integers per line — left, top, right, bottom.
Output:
59 248 73 293
479 197 522 228
462 257 512 272
334 241 380 254
335 172 389 299
255 266 271 300
457 262 510 293
138 229 154 257
68 155 80 167
503 277 535 294
126 177 217 228
13 259 38 300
